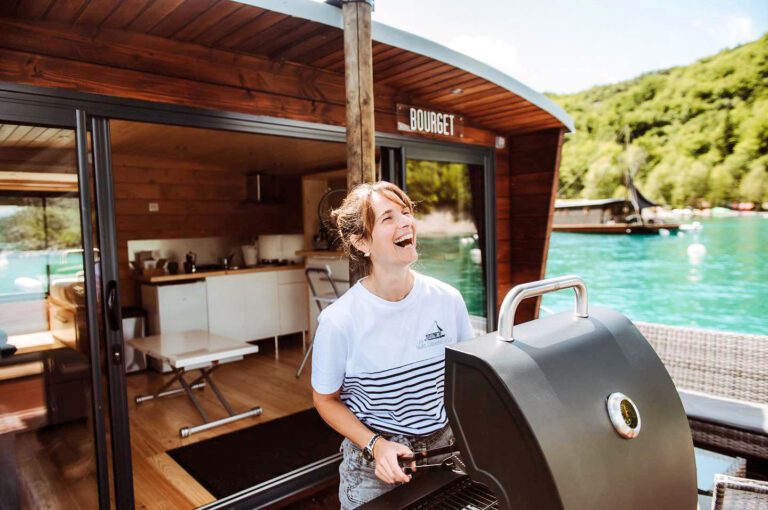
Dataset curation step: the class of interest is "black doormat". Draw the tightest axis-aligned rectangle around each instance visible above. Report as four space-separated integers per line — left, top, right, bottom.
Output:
167 408 343 499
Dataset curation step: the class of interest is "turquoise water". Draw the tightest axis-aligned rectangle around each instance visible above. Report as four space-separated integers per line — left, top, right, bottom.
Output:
542 216 768 335
0 250 84 298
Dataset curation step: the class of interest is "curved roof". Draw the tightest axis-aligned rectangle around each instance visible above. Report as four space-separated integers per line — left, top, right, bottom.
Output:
5 0 572 135
238 0 574 133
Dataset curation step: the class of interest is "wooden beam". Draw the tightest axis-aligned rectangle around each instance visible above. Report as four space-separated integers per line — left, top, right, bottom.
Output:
341 0 376 190
0 170 78 193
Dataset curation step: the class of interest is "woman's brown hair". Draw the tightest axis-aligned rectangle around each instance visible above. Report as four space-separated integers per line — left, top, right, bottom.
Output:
331 181 414 274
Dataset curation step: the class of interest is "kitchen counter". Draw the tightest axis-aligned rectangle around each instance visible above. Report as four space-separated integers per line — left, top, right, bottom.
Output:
135 264 305 284
295 250 345 258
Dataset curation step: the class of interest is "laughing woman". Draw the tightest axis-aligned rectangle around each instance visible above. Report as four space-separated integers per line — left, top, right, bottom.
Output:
311 181 474 509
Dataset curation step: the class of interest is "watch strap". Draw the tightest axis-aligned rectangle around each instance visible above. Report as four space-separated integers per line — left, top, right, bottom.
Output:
363 433 382 460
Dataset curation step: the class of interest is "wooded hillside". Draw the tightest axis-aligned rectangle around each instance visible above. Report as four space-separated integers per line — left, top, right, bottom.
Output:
549 34 768 208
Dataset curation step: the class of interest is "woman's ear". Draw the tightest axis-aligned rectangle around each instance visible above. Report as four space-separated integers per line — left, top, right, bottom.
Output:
351 236 370 257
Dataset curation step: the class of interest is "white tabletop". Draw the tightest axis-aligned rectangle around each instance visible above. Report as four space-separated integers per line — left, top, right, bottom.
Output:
127 330 259 369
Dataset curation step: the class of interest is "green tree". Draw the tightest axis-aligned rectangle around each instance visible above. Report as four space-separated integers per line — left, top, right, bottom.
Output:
707 164 735 205
0 198 82 250
548 33 768 208
739 161 768 203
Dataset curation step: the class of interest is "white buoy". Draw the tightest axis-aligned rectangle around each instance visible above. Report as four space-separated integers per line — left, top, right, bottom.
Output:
687 243 707 265
469 248 482 264
659 229 670 236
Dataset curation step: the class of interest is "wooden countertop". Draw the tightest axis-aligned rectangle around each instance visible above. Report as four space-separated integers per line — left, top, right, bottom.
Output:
135 264 305 284
295 250 346 258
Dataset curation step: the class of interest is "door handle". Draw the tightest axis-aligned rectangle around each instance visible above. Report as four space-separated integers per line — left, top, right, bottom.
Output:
106 279 121 332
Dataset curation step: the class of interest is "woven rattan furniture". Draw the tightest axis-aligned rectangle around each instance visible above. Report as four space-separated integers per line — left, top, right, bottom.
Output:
636 322 768 461
711 474 768 509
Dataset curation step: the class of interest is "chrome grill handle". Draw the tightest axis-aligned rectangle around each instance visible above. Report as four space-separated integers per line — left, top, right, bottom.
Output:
497 275 588 342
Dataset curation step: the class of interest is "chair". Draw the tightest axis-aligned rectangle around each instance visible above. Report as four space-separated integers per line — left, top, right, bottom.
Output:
711 474 768 509
636 322 768 461
296 266 341 378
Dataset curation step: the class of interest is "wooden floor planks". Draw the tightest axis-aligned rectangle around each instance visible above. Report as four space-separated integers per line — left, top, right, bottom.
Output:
13 335 317 509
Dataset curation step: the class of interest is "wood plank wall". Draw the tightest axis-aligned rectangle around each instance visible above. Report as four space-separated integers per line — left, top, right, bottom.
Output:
111 152 302 307
0 19 495 147
504 128 565 323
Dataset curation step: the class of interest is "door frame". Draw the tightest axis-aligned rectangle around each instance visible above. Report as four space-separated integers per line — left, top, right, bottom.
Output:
377 139 498 326
0 102 126 507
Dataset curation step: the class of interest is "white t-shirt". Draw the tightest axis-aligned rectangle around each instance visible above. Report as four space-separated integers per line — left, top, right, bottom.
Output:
311 271 475 436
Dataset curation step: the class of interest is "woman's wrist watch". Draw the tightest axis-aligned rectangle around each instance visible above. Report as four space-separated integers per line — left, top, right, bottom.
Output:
362 433 382 461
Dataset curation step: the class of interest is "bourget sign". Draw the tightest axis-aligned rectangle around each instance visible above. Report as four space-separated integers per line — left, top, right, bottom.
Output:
396 104 464 139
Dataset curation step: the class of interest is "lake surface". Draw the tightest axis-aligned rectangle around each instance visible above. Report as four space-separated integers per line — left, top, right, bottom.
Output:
542 216 768 335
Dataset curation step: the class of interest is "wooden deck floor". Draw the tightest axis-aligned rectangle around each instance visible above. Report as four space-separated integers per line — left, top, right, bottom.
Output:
15 335 318 509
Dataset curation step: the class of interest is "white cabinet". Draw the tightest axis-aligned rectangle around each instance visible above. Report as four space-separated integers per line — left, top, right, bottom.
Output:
142 281 208 334
142 270 308 366
243 271 279 340
206 274 248 341
278 283 308 335
141 281 208 372
206 269 307 350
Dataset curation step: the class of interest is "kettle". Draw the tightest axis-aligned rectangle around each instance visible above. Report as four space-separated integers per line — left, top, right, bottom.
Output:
184 251 197 274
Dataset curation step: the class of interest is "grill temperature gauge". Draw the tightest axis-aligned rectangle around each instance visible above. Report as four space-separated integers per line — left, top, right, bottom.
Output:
606 392 641 439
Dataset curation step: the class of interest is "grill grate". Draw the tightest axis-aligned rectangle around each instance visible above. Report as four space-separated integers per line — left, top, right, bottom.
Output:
407 476 498 510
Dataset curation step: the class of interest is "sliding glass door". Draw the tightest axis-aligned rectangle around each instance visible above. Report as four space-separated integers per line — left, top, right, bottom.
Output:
0 105 132 508
383 143 494 332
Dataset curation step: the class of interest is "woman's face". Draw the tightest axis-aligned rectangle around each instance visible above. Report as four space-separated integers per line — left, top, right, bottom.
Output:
362 192 417 269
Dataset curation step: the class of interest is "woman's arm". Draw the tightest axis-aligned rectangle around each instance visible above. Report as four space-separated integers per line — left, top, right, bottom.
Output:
313 389 413 484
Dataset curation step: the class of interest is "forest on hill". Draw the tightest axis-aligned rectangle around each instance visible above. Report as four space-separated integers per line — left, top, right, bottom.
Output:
548 34 768 208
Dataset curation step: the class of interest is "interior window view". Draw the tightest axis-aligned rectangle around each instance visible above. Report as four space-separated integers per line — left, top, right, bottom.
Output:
0 118 492 508
0 123 100 508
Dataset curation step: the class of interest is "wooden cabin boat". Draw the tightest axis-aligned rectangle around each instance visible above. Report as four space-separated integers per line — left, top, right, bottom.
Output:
553 175 680 234
0 1 573 508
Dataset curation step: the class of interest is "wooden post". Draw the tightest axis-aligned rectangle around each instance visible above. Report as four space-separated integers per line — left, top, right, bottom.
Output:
340 0 376 190
336 0 376 284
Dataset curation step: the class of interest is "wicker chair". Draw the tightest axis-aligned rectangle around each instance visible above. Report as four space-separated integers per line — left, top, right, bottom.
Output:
635 322 768 460
711 474 768 509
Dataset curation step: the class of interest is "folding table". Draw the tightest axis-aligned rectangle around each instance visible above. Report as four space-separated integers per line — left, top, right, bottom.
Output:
128 330 262 437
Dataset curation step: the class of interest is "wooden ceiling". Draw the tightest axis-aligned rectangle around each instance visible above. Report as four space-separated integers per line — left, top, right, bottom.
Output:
109 120 346 174
0 124 75 148
0 121 347 175
0 0 567 134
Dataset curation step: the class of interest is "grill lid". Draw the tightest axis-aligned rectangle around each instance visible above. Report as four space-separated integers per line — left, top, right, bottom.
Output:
445 276 697 510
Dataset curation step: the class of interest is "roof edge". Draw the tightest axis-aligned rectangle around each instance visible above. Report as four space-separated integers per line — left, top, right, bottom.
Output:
235 0 574 133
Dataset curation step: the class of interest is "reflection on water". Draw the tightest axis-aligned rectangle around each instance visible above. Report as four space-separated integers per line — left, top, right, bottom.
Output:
414 235 486 317
542 216 768 335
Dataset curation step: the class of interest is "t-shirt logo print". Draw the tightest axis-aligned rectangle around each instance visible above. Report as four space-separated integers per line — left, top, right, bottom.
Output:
417 320 447 348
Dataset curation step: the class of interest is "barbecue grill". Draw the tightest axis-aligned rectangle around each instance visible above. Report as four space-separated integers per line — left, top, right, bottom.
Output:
362 275 697 510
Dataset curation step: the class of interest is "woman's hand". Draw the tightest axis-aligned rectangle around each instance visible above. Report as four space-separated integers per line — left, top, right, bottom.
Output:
372 438 414 484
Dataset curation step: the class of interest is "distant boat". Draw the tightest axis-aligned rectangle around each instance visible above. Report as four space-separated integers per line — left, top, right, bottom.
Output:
553 174 680 235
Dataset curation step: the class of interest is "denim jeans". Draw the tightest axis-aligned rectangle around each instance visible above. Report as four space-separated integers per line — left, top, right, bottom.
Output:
338 425 455 510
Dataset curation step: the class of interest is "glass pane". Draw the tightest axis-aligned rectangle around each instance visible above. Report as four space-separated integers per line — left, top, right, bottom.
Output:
406 158 487 331
0 122 100 508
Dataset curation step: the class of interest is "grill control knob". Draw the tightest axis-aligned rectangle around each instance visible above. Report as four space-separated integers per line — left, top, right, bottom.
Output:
606 392 641 439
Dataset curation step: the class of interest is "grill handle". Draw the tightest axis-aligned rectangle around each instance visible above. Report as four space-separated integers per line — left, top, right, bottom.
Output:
497 275 588 342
